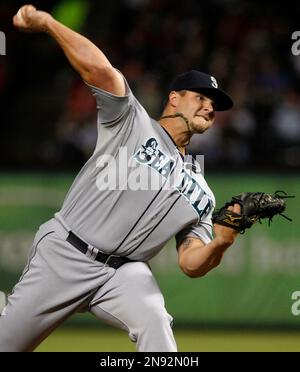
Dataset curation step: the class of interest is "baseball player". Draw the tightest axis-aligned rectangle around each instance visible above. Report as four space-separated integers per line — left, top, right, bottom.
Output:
0 5 240 352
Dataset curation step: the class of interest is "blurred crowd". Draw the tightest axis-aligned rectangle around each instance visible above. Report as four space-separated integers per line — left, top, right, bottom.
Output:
1 0 300 171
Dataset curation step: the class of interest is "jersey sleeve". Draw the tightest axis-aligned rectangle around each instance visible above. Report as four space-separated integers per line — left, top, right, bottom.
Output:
85 70 135 127
175 220 213 247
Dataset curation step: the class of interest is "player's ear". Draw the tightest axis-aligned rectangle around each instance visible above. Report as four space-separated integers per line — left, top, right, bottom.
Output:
169 91 180 108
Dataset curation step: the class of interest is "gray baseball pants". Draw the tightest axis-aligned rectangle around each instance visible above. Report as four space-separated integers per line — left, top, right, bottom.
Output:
0 219 177 352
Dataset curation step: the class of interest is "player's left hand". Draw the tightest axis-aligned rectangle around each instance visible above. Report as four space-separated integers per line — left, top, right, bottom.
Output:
213 204 241 245
212 191 294 234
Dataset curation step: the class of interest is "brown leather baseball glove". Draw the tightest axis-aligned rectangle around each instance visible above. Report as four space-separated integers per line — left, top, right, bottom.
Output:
212 191 294 233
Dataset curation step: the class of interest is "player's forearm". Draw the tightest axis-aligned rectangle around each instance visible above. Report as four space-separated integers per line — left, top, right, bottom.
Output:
178 236 233 278
44 16 112 81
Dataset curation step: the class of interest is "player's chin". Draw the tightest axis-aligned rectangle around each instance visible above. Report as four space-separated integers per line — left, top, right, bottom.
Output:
192 121 211 134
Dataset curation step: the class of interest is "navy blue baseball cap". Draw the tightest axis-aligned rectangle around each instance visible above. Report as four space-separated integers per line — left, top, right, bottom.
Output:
170 70 233 111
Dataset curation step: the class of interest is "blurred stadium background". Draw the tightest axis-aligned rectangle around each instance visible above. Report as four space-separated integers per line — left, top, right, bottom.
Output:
0 0 300 351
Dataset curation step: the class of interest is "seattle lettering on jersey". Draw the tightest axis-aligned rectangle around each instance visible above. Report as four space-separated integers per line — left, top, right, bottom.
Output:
133 138 175 178
96 140 174 192
174 169 213 220
134 138 213 220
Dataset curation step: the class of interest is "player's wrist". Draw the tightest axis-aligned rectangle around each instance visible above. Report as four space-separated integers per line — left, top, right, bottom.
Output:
213 233 235 249
42 13 54 33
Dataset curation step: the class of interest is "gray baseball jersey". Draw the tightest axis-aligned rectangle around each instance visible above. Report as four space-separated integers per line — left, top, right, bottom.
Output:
55 73 215 262
0 71 214 352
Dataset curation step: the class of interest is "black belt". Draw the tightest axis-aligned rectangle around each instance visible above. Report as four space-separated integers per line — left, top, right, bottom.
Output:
66 231 132 269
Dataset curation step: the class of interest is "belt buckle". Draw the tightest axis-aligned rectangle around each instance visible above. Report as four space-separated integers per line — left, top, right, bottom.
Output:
105 254 123 269
86 245 98 260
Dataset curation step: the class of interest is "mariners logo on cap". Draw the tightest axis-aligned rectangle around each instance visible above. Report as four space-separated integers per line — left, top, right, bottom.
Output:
211 76 218 88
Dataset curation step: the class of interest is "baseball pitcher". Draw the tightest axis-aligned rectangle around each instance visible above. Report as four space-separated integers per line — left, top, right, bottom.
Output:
1 5 288 352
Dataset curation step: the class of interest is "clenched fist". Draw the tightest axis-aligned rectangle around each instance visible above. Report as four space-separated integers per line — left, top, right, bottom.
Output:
13 5 52 33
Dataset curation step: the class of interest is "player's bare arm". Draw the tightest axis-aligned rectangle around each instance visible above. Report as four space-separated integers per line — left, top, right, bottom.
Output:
178 205 240 278
13 5 126 95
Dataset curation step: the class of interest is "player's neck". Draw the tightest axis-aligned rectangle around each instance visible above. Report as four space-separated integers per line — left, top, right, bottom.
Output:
159 119 191 154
